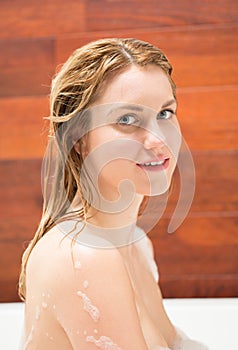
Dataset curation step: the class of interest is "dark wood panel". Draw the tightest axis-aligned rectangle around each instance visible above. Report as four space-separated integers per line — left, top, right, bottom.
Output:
0 160 42 302
0 0 85 39
1 151 237 301
150 217 238 274
168 150 238 215
1 90 237 159
177 88 238 151
1 215 237 302
85 0 238 31
150 216 238 298
0 38 55 97
0 97 48 159
0 281 21 302
56 26 238 88
1 151 237 223
160 275 238 298
0 159 42 222
1 0 236 40
1 89 237 161
0 217 41 244
0 0 237 304
191 150 238 212
189 151 238 213
138 151 238 226
0 242 26 302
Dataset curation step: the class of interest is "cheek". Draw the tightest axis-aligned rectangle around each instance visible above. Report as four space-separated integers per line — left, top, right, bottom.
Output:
100 159 135 178
86 128 122 153
84 131 100 154
85 128 142 173
161 121 181 160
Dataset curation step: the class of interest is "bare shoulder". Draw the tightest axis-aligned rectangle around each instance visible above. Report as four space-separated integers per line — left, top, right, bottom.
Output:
25 226 149 349
26 224 130 294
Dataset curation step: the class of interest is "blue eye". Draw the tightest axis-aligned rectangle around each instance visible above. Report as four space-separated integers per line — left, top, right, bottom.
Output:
117 114 137 125
157 110 174 120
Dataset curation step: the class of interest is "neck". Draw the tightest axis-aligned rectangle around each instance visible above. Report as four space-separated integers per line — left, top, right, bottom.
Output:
72 194 143 246
87 193 143 228
70 190 145 247
86 194 144 247
71 190 144 225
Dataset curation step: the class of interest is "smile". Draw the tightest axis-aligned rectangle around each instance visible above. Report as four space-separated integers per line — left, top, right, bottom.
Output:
142 160 166 166
137 158 170 171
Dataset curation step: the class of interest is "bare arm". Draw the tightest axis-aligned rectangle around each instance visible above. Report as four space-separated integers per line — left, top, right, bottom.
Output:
48 239 149 349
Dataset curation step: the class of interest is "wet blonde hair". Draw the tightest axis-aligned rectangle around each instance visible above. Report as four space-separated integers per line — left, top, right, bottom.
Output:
19 37 176 301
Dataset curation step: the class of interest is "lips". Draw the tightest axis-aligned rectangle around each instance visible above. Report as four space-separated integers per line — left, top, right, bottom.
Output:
136 157 170 171
141 159 166 166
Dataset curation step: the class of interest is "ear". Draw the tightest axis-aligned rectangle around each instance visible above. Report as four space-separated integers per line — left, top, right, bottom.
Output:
73 135 88 159
73 140 81 155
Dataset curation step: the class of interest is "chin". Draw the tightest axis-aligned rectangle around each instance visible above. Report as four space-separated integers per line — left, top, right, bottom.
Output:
146 172 174 195
136 181 172 197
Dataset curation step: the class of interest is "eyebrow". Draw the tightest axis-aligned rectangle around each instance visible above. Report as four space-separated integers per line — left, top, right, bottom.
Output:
161 99 177 109
106 99 177 117
108 105 144 113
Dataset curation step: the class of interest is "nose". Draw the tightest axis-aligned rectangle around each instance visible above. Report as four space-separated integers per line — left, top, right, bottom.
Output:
143 129 166 150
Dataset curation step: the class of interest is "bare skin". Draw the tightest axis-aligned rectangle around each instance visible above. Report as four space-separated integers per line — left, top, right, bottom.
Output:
22 65 179 349
23 225 176 350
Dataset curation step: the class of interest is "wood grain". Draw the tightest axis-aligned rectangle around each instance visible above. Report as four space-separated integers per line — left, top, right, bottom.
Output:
85 0 238 31
151 216 238 298
0 242 26 302
1 151 237 223
1 88 237 160
188 151 238 213
56 25 238 88
160 275 238 298
0 0 237 301
1 151 237 302
137 152 238 240
0 0 85 39
1 215 237 302
1 0 237 40
0 38 54 97
178 88 238 151
0 159 42 222
0 97 49 159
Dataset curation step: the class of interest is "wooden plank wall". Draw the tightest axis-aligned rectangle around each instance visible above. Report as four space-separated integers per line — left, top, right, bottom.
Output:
0 0 237 302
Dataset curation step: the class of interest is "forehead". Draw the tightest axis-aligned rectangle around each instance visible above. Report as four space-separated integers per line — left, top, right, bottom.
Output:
95 64 174 110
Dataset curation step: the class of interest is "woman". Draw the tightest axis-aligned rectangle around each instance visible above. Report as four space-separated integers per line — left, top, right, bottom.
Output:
19 38 208 349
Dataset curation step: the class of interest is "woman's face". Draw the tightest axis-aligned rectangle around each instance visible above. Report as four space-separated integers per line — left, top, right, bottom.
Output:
79 64 181 207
